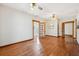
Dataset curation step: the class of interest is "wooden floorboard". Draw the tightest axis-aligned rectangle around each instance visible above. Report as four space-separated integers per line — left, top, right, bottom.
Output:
0 36 79 56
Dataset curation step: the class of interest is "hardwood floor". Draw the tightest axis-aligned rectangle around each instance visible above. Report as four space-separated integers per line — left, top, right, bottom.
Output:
0 36 79 56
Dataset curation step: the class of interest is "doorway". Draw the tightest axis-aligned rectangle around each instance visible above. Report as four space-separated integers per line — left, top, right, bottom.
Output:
32 20 46 39
32 20 40 39
62 21 74 38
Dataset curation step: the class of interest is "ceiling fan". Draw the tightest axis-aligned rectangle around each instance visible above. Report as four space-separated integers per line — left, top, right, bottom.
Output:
31 3 43 10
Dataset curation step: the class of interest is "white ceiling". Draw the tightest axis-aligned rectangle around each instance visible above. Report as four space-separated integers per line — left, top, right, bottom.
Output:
1 3 79 19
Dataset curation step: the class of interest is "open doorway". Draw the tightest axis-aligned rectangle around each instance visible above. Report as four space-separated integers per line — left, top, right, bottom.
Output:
32 20 46 39
32 20 40 39
62 21 74 38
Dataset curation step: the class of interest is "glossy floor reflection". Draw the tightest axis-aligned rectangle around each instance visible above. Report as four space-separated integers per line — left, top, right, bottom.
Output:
0 36 79 56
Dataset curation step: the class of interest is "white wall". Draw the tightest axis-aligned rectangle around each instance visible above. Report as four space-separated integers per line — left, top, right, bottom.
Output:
0 5 32 46
77 29 79 44
77 16 79 44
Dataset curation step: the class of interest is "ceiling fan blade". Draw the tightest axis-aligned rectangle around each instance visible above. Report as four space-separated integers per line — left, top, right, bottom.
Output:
38 6 43 10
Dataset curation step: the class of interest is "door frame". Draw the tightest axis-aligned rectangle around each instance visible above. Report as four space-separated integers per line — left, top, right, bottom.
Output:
32 20 40 39
62 21 75 38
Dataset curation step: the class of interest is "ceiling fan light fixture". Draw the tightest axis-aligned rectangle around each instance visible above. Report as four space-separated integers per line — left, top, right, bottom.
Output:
32 3 36 7
52 14 55 18
31 3 36 9
31 3 36 10
31 3 43 10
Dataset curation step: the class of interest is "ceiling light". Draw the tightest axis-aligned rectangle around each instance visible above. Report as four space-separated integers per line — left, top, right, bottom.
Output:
31 3 43 10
